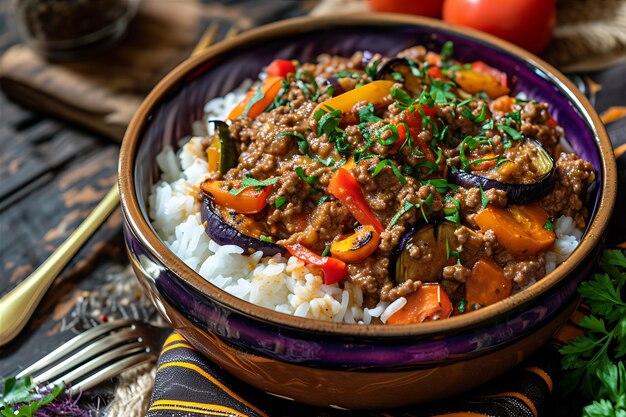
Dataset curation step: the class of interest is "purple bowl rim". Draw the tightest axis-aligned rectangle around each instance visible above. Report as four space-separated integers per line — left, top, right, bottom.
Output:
118 13 617 337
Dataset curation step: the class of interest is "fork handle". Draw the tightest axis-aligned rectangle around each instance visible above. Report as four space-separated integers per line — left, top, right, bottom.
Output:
0 185 120 346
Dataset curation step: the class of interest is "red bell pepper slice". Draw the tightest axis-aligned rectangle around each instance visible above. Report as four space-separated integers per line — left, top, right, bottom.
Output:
266 59 296 78
427 66 445 81
285 243 347 285
328 168 384 233
395 108 437 160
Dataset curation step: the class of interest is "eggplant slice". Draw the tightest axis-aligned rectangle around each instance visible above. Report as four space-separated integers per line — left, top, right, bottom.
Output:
449 138 556 205
391 221 482 284
374 58 423 96
201 198 284 256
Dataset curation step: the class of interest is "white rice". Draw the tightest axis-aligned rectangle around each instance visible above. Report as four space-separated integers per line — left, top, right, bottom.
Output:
148 83 583 324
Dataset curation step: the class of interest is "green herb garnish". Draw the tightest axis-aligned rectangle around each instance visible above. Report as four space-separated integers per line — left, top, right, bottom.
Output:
390 200 418 227
479 184 490 210
0 377 65 417
359 103 382 123
295 166 318 186
499 124 523 141
321 244 331 257
275 196 287 209
365 58 381 79
259 235 273 242
276 131 309 156
229 176 279 196
443 196 461 225
371 159 407 185
241 86 265 118
559 250 626 416
540 218 554 234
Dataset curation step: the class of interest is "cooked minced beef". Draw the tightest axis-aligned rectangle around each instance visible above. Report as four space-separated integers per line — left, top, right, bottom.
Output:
199 43 593 317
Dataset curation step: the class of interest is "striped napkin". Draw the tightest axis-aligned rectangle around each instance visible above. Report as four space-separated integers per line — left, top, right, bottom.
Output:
146 62 626 417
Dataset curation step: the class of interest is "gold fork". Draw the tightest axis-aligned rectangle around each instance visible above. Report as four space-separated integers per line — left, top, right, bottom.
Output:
0 21 239 347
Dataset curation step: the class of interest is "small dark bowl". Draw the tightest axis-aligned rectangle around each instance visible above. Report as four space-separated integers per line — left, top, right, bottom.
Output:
119 14 617 409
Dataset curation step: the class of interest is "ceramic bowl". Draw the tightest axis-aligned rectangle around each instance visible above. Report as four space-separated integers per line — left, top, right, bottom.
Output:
118 14 617 409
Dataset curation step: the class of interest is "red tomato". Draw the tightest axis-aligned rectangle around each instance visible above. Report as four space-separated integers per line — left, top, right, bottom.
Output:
442 0 556 55
368 0 444 18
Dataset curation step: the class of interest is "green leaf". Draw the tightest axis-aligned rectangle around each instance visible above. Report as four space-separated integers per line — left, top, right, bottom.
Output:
499 124 523 141
321 244 331 257
582 398 622 417
241 85 265 118
365 58 381 79
276 131 309 156
542 217 554 232
390 87 413 107
441 41 454 61
479 184 489 209
579 315 609 334
295 166 318 186
371 159 407 185
274 196 287 209
359 103 382 123
376 124 400 146
229 176 279 196
389 200 417 227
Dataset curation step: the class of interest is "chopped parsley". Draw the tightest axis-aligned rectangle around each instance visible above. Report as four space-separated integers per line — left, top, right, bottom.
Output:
335 70 362 79
459 135 491 171
499 124 523 141
371 159 407 185
295 166 318 186
391 71 405 82
321 244 331 257
276 131 309 156
421 178 459 194
259 235 273 242
274 195 287 209
365 58 381 79
359 102 382 123
457 299 468 314
479 184 490 209
296 69 320 101
376 124 400 146
317 195 329 206
390 200 418 227
543 217 555 232
443 196 461 225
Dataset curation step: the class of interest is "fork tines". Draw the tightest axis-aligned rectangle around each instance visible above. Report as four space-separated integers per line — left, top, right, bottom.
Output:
16 319 158 395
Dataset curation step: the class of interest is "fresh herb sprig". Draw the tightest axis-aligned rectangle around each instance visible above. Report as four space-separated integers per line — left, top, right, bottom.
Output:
1 377 65 417
559 249 626 417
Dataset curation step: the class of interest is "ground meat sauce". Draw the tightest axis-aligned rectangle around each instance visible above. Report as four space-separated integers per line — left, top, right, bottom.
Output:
199 43 594 321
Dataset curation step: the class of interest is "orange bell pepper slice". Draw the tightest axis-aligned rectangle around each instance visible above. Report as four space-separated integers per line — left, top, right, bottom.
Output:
328 168 384 233
470 61 508 88
200 180 272 214
455 70 510 99
330 225 381 263
228 76 284 120
474 203 555 256
466 258 512 308
285 243 347 285
387 283 453 324
313 80 395 115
